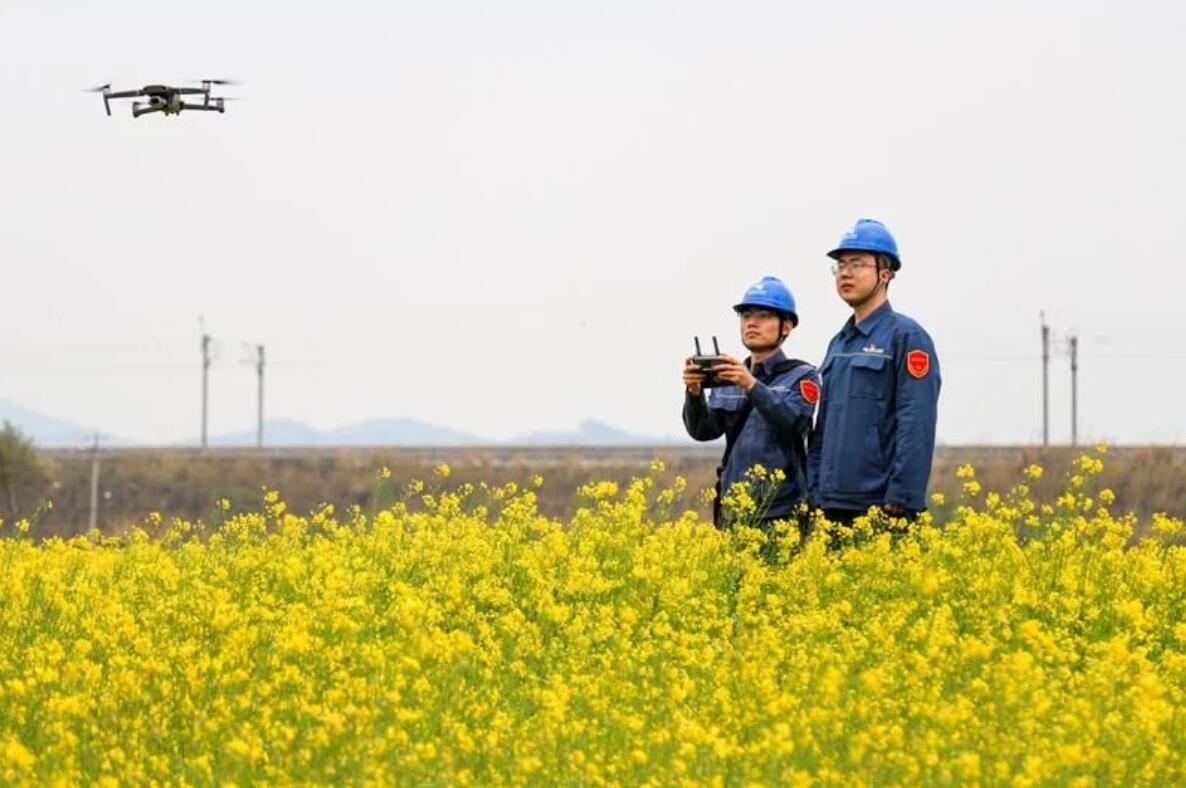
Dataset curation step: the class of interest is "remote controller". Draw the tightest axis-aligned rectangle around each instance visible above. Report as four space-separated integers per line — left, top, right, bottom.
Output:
691 336 728 388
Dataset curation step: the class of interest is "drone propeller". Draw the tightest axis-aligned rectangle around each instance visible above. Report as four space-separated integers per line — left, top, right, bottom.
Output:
194 78 239 86
86 83 113 116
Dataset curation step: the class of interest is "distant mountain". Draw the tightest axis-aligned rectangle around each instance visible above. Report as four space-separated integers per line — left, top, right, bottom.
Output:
0 398 130 447
206 419 324 447
206 417 483 447
510 419 674 446
0 398 673 448
209 417 665 446
326 418 482 447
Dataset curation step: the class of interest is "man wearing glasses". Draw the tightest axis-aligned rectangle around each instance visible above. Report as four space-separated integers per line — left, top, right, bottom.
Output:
808 219 940 525
683 276 820 528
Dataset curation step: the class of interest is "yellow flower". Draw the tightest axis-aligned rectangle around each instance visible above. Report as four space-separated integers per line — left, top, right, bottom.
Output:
0 450 1179 784
578 481 619 500
3 737 35 771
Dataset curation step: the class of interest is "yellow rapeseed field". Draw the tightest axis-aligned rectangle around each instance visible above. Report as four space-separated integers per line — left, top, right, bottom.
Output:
2 448 1185 785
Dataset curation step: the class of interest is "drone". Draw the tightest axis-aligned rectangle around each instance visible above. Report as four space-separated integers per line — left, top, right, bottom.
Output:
88 80 237 119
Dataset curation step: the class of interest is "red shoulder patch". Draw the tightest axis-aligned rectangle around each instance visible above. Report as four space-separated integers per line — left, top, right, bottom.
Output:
799 379 820 405
906 349 930 379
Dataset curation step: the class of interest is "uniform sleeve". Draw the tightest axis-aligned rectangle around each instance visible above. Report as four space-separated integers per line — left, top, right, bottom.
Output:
683 390 726 442
746 368 817 440
807 392 825 504
807 345 837 506
807 340 839 505
887 328 941 510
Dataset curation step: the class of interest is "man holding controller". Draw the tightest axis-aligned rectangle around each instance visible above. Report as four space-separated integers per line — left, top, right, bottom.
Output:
683 276 820 528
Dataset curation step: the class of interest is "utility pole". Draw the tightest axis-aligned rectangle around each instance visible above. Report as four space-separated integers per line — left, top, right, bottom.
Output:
88 434 101 531
1040 312 1050 446
1069 335 1079 447
256 344 265 449
201 332 211 449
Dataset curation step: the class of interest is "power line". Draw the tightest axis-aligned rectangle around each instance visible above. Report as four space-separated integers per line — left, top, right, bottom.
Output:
253 345 265 448
1041 312 1050 446
1069 335 1079 447
88 433 103 531
201 333 211 450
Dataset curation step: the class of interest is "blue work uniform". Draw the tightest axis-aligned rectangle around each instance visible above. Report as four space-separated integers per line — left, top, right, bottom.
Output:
808 301 940 514
684 350 819 523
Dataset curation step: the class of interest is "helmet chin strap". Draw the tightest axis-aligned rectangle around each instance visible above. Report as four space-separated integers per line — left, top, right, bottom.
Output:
848 270 889 311
780 319 791 345
773 317 792 348
743 316 792 355
745 338 781 354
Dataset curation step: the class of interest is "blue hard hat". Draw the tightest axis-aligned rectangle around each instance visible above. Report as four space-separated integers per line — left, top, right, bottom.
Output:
733 276 799 326
828 218 901 270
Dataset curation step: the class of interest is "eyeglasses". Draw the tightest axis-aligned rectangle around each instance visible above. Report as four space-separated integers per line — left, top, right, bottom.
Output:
830 260 878 275
736 308 780 321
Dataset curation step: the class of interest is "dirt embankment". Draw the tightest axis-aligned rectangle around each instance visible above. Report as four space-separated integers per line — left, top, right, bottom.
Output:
14 445 1186 538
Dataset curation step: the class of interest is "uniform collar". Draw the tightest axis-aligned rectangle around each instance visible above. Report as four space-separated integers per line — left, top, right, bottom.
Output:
748 348 787 379
846 300 893 337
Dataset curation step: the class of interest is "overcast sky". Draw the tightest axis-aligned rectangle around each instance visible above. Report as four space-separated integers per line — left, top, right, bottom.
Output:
1 0 1182 445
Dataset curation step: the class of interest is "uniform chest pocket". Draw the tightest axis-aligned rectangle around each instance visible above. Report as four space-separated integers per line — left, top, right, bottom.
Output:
849 354 889 400
709 392 748 412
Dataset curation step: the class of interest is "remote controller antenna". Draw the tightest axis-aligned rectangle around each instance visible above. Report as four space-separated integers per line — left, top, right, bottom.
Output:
694 336 703 355
712 336 721 355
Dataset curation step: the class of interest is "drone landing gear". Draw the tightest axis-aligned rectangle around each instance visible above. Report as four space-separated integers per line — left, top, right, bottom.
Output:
179 101 225 114
131 104 165 119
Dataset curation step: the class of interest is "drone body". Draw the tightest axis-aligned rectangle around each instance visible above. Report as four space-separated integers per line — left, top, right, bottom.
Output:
91 80 235 118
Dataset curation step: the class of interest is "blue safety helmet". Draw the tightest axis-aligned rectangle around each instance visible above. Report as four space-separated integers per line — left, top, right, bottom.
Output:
733 276 799 327
827 218 901 271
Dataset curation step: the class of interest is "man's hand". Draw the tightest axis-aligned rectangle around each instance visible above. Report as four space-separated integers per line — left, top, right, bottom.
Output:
881 502 906 517
711 355 757 391
683 358 706 396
